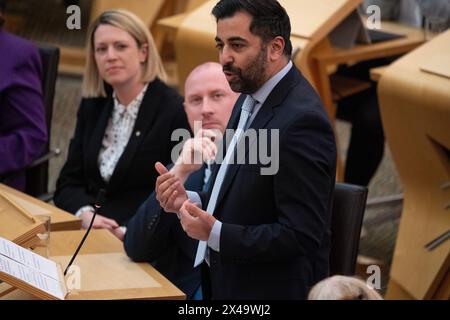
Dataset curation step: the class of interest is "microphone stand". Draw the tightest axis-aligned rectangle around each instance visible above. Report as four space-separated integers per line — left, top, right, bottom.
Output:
64 190 105 276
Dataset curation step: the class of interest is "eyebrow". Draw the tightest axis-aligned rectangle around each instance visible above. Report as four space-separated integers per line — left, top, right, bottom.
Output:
95 39 131 46
187 94 202 100
215 36 248 43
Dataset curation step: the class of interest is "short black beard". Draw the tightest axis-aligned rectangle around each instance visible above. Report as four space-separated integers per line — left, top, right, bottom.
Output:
226 44 268 94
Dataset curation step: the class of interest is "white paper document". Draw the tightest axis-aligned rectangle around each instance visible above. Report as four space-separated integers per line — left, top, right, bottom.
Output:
0 237 58 278
0 237 65 299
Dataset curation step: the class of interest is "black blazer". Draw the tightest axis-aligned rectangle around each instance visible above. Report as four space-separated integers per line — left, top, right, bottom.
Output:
201 66 337 299
54 79 190 225
124 167 203 299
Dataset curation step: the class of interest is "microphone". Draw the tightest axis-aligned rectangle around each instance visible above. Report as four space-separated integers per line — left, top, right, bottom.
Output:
64 189 106 276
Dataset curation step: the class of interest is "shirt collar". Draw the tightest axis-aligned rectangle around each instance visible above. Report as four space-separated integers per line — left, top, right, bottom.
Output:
112 83 148 123
251 60 293 105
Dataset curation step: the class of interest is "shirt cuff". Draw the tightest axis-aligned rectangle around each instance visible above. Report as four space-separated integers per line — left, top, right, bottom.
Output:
207 220 222 252
75 205 95 217
186 191 202 207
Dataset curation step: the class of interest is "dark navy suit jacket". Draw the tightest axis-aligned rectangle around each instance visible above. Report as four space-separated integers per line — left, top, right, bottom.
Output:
124 168 203 299
200 66 337 299
0 30 47 191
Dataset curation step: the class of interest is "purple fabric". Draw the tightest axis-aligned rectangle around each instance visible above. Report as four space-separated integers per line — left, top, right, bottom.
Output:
0 30 47 191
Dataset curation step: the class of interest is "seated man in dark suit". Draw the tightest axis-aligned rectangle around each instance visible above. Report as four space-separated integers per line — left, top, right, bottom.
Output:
124 62 238 299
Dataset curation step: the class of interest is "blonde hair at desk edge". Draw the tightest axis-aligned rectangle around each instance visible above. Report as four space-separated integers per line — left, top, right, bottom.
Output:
308 275 383 300
82 9 167 98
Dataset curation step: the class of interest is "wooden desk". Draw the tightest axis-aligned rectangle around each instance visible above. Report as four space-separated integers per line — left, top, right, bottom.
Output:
156 12 189 54
1 230 185 300
310 21 426 120
296 20 425 180
378 30 450 300
369 66 388 82
155 0 208 52
0 184 80 231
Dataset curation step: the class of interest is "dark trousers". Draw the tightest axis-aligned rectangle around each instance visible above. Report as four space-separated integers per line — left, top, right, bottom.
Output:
201 262 212 300
337 87 384 186
335 57 397 186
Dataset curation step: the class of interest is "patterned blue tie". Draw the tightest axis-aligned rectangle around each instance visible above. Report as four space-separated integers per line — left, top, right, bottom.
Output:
202 164 212 192
194 95 258 267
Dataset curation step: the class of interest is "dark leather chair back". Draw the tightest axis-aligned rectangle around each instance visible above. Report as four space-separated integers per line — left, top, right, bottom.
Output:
329 182 368 276
25 46 60 197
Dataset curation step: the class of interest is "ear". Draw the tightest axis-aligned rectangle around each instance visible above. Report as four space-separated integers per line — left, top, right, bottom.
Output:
268 36 285 62
139 43 148 63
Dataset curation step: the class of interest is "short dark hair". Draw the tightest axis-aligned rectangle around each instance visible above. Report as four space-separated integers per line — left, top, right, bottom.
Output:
0 0 5 28
212 0 292 57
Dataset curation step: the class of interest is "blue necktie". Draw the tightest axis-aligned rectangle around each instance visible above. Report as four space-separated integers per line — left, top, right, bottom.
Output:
194 95 257 267
202 164 212 192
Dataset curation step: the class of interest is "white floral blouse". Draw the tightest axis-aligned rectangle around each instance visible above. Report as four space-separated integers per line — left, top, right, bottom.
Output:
97 83 149 182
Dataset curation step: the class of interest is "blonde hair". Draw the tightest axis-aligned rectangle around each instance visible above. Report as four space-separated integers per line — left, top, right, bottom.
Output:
308 276 383 300
82 9 167 98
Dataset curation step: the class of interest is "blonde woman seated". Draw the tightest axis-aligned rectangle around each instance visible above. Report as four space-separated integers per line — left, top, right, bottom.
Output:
54 9 190 240
308 275 383 300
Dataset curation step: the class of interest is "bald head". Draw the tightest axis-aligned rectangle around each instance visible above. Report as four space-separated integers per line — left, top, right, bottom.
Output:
184 62 239 135
184 62 223 92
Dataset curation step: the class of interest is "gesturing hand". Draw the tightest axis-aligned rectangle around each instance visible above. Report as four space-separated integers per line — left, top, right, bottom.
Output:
179 200 216 241
155 162 188 213
172 129 219 182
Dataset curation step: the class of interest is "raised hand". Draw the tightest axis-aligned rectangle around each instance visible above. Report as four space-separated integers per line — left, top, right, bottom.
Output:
172 129 219 182
155 162 188 213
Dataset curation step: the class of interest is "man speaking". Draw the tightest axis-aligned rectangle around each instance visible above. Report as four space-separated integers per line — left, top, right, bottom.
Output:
155 0 337 299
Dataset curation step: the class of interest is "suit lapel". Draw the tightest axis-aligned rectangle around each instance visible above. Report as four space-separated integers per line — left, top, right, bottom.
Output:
85 97 113 186
228 95 246 126
212 66 303 214
108 80 162 189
